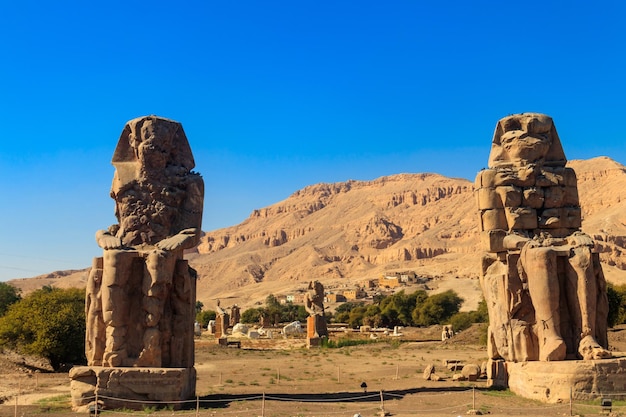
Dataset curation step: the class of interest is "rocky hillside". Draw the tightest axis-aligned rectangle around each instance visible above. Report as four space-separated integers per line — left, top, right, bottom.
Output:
9 157 626 311
188 157 626 308
191 173 477 305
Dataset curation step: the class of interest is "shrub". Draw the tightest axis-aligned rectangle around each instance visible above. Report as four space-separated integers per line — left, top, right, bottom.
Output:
0 287 86 370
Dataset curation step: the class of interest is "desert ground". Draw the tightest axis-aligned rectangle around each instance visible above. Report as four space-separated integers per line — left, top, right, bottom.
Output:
2 324 626 417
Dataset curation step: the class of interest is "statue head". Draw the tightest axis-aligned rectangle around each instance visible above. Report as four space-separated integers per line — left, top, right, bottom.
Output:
111 116 195 187
488 113 566 169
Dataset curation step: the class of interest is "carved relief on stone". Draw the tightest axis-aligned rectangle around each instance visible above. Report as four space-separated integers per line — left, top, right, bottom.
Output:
85 116 203 368
476 113 610 362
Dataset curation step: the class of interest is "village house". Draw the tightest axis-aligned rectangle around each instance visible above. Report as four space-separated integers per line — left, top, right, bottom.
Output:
326 293 347 303
378 275 402 288
342 287 367 300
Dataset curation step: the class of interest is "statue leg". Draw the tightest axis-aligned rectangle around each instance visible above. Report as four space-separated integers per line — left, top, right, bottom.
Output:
85 257 104 366
136 249 176 367
568 246 611 360
522 246 566 361
101 249 137 367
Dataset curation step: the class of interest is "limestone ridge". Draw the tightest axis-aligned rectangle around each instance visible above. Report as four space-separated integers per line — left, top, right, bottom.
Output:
8 157 626 310
569 157 626 269
194 173 483 294
190 158 626 302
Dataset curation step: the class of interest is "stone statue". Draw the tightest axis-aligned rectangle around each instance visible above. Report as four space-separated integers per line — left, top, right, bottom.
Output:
87 115 204 368
304 281 328 341
476 113 610 363
230 304 241 327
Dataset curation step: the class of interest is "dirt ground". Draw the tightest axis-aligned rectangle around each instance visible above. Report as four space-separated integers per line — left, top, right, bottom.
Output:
2 325 626 417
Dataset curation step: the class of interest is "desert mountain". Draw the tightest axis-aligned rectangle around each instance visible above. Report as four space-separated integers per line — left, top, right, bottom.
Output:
9 157 626 312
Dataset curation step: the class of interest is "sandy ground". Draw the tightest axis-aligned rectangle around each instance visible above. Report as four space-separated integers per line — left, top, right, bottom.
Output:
2 325 626 416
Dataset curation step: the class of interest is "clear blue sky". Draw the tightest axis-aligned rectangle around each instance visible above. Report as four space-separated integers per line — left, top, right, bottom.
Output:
1 1 625 281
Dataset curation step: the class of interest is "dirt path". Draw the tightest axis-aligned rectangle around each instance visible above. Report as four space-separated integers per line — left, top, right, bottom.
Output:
2 325 626 416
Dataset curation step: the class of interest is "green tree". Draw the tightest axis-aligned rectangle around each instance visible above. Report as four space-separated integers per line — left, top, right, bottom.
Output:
449 312 473 332
264 294 283 325
332 302 364 323
363 304 382 327
196 309 216 327
412 290 463 326
380 290 427 326
607 284 626 327
241 307 264 324
280 303 307 323
0 282 21 316
470 298 489 323
195 300 204 315
0 287 86 370
348 306 367 328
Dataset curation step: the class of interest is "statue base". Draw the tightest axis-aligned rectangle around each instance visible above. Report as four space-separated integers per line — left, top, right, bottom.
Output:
69 366 196 411
307 337 322 348
495 358 626 403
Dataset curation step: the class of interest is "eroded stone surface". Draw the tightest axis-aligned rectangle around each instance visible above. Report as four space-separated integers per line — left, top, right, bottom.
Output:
507 359 626 403
75 116 202 410
70 366 196 411
476 113 609 364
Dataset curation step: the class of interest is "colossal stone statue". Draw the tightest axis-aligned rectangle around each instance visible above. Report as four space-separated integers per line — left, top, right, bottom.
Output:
72 116 202 411
476 113 610 363
87 115 203 368
304 280 328 342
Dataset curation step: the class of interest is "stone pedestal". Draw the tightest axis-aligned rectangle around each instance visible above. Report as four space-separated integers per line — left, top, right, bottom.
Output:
69 366 196 411
307 336 322 348
486 359 508 388
506 358 626 403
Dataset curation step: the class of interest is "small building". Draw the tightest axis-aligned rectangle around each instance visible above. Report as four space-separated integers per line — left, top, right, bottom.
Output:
343 287 367 300
379 275 402 288
292 293 306 304
326 293 347 303
363 280 377 289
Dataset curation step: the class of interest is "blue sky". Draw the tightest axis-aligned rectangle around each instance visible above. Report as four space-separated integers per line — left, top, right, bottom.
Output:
1 1 625 280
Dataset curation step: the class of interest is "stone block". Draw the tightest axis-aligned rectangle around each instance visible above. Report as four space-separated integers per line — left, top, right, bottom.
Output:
522 187 544 208
70 366 196 411
507 359 626 403
486 359 508 388
475 169 496 188
423 364 435 380
504 207 537 230
543 186 565 208
563 167 577 186
480 209 507 231
563 186 579 206
480 230 506 253
496 186 522 207
462 364 481 381
476 187 503 210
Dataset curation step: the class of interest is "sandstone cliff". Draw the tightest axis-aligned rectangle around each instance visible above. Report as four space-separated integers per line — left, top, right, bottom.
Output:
10 157 626 311
187 157 626 308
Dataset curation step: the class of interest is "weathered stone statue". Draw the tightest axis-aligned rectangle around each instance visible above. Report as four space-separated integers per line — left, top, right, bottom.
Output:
90 115 203 368
476 113 610 365
230 304 241 327
71 116 203 410
305 281 328 345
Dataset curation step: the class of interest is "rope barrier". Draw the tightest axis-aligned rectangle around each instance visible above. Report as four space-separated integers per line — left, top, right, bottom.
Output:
10 378 626 417
264 393 380 402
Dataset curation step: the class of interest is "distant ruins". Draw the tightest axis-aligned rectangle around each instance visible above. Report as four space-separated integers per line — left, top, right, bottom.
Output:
70 116 203 410
476 113 618 400
305 280 328 346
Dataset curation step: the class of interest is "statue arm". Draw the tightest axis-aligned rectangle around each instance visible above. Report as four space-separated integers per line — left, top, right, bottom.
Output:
95 229 122 250
168 175 204 250
567 231 594 248
503 234 531 250
156 228 200 251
